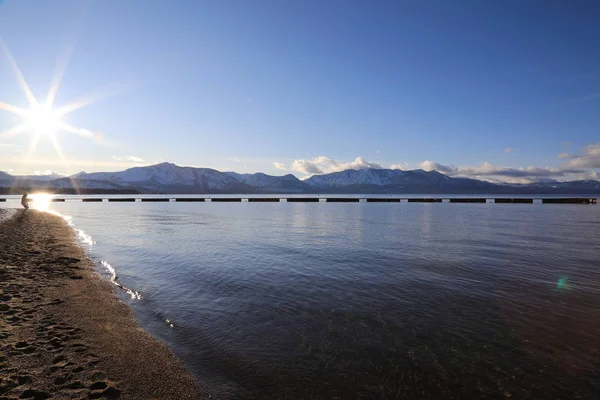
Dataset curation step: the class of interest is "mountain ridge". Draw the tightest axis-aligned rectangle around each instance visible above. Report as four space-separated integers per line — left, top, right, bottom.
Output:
1 162 599 194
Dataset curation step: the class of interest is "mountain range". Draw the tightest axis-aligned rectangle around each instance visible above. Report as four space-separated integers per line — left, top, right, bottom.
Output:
1 162 600 194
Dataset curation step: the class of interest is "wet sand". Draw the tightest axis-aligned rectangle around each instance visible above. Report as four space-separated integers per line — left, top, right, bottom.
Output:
0 209 203 399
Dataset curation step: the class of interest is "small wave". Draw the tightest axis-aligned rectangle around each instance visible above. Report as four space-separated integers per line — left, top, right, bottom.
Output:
101 260 143 300
42 208 141 300
45 210 96 246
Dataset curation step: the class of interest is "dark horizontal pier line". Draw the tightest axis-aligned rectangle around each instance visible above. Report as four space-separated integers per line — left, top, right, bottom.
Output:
542 198 594 204
287 198 320 202
326 198 360 202
248 198 280 202
449 198 487 203
408 198 443 203
495 198 534 204
367 198 401 202
175 198 206 202
211 198 242 202
2 197 598 204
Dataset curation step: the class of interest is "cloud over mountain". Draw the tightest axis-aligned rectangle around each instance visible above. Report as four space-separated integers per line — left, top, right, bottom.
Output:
289 156 383 175
563 143 600 169
113 156 146 163
417 161 591 184
273 148 599 184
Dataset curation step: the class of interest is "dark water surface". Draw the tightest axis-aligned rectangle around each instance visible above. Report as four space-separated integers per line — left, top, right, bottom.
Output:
17 200 600 398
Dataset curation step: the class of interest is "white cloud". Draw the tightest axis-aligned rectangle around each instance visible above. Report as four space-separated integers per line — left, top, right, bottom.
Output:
390 163 409 170
290 156 382 175
417 160 590 184
112 155 146 163
286 154 598 183
273 162 287 170
563 143 600 169
504 148 515 153
32 170 65 176
418 160 455 174
557 152 571 159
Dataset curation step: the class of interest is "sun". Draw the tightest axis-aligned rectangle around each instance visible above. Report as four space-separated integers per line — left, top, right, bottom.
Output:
26 105 62 136
0 37 110 164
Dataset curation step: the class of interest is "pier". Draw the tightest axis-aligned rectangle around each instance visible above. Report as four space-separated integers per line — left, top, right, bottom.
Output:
248 198 280 202
211 198 242 202
541 198 595 204
287 198 320 202
2 197 598 204
175 198 205 202
449 198 487 203
366 198 401 202
408 199 443 203
326 198 360 202
494 198 534 204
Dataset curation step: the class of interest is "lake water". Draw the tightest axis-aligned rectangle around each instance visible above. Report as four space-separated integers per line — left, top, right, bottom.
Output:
3 197 600 398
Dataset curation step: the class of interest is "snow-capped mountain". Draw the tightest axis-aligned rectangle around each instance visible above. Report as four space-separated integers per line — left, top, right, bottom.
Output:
0 171 12 182
1 162 599 194
224 172 282 187
73 162 251 193
305 169 452 188
225 172 306 192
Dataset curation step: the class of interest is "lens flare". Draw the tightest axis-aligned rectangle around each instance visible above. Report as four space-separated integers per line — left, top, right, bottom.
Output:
26 105 62 136
28 193 55 212
0 38 115 169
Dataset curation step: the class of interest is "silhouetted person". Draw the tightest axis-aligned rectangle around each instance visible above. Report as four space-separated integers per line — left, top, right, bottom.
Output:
21 192 29 210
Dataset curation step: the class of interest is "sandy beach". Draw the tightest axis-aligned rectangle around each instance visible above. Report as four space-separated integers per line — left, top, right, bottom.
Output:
0 209 202 399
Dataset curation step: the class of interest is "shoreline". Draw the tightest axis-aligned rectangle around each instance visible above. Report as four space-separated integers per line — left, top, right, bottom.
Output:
0 210 203 399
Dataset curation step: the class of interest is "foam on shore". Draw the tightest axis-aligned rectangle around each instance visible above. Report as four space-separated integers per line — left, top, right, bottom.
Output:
43 207 143 301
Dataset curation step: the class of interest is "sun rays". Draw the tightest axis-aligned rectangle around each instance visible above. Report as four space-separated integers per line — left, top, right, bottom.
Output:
0 38 108 168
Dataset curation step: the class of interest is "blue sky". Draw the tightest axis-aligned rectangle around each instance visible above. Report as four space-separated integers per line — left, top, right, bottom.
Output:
0 0 599 182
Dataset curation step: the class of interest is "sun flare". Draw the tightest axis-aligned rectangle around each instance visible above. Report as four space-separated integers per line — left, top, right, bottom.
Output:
28 193 55 212
26 105 62 136
0 38 109 166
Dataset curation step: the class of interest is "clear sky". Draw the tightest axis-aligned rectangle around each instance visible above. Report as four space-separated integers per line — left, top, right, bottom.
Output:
0 0 599 183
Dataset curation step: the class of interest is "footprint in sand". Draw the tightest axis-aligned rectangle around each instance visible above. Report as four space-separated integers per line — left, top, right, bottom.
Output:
19 388 50 399
11 375 33 385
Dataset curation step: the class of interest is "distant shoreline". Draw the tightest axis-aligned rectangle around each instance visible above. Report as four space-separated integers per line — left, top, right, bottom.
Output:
0 210 203 399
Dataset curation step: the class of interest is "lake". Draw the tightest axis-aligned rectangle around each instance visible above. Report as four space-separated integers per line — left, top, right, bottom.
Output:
3 196 600 398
